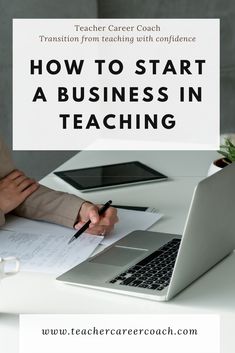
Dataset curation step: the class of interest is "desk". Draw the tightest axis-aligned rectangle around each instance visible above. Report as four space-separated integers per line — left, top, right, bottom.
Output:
1 151 235 352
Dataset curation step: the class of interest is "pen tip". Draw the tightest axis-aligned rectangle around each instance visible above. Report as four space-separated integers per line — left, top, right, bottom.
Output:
68 237 75 245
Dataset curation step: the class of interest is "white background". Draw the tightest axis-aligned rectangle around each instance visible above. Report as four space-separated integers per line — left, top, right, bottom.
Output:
19 314 220 353
13 19 219 150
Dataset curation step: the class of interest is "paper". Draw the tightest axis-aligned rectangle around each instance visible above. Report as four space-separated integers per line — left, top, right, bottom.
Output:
2 215 77 237
101 208 163 247
1 208 162 274
0 229 102 276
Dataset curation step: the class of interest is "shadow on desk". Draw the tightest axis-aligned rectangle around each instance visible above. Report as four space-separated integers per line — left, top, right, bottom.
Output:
0 252 234 314
172 251 235 311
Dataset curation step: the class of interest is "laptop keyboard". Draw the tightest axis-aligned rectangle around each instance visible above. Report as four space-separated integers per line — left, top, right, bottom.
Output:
109 238 181 291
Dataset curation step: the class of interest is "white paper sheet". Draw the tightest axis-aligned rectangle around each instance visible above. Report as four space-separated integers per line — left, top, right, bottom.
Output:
0 229 102 276
0 209 162 275
2 215 76 237
101 208 163 246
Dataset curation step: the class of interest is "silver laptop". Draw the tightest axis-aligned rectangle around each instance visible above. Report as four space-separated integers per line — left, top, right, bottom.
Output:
57 163 235 301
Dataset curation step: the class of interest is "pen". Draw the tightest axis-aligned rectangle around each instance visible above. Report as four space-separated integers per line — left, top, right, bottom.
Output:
68 200 112 245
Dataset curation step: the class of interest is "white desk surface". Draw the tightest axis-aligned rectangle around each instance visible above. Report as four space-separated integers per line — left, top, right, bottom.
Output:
1 151 235 352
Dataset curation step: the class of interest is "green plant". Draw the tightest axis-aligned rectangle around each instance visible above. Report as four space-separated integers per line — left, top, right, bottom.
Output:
218 138 235 164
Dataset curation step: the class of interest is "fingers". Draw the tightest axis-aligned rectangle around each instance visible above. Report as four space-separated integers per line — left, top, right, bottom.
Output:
6 169 25 181
5 170 38 192
77 205 118 235
88 206 100 224
99 207 119 226
77 202 119 235
81 204 118 226
88 225 111 236
89 206 118 226
75 222 113 236
79 202 99 224
17 177 38 192
13 175 28 186
21 182 39 198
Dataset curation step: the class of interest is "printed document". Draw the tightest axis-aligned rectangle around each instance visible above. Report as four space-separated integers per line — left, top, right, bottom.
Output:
0 229 102 276
0 208 162 275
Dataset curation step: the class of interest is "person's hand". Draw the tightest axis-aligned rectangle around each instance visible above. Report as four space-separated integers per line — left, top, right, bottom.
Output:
0 170 39 214
75 202 118 235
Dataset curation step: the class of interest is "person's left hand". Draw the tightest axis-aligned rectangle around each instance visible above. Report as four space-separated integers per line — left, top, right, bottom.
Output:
75 202 118 235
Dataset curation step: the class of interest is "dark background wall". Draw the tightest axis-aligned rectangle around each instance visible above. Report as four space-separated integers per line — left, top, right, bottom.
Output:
99 0 235 134
0 0 97 179
1 0 235 179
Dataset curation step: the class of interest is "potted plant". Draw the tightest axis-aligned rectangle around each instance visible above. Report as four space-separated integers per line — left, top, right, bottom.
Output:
208 137 235 176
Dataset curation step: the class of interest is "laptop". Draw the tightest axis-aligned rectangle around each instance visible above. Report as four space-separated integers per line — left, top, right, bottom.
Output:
57 163 235 301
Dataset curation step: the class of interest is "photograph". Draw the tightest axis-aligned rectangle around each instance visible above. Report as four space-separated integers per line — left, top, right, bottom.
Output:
0 1 235 352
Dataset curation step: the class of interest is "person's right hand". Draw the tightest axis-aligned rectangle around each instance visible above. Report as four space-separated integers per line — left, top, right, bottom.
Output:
0 169 39 214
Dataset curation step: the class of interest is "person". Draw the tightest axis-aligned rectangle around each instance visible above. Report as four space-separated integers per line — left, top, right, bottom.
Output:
0 137 118 234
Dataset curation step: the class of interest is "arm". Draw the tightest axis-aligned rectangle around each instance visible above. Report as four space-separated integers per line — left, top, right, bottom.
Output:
14 184 85 228
0 137 85 227
0 137 118 231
